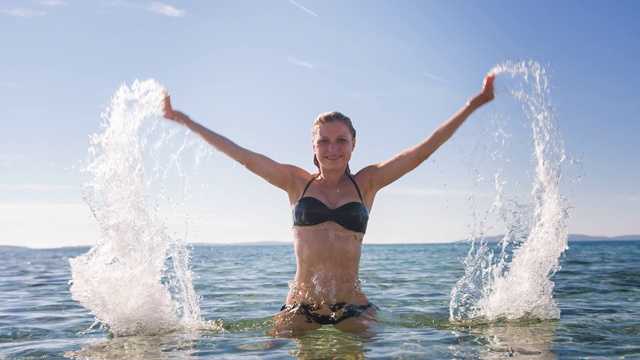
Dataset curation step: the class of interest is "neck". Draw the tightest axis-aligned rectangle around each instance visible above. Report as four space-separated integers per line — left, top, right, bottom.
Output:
318 167 348 186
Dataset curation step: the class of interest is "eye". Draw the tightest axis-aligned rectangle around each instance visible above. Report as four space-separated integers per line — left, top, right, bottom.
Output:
317 138 329 145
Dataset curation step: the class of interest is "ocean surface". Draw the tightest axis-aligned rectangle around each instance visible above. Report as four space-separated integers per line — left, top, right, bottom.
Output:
3 61 629 358
1 240 639 359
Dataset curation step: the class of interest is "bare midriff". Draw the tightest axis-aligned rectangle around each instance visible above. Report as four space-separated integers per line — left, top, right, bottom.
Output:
287 222 369 307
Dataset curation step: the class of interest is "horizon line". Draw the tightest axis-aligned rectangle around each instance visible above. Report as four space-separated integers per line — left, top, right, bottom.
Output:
3 234 640 250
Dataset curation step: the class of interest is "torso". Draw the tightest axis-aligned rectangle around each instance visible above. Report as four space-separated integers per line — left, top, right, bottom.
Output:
287 172 371 306
289 224 367 305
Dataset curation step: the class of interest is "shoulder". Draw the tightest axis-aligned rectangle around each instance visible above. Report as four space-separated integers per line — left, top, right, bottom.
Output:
352 165 380 194
284 165 317 204
353 164 383 183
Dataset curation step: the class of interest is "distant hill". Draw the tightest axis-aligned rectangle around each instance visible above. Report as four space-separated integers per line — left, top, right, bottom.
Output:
457 234 640 243
2 235 639 251
201 235 640 247
193 241 291 247
0 245 29 251
567 234 640 242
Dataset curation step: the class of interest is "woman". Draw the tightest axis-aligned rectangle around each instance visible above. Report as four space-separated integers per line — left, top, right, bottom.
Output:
163 74 495 335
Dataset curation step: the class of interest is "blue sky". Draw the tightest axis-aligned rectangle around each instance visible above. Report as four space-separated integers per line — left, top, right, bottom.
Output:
1 0 639 248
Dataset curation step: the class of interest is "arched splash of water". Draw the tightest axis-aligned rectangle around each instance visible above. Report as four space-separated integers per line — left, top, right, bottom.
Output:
450 61 569 321
69 79 202 335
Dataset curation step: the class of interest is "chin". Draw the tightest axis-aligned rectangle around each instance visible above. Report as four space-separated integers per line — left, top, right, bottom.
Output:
322 161 347 169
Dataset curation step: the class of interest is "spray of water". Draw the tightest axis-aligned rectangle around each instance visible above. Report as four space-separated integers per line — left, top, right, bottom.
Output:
450 61 569 321
69 79 202 335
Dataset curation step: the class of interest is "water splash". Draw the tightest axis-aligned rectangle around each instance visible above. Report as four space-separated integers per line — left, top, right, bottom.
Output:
450 61 570 321
69 79 202 335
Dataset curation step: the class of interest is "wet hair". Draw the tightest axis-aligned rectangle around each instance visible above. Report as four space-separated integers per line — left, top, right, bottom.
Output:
312 111 356 171
312 111 356 140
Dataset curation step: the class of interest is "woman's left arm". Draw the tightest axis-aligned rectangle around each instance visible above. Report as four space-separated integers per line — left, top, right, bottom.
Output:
366 74 494 192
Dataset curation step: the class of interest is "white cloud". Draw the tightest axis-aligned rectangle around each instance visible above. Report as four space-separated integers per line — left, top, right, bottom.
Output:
38 0 68 7
148 2 185 17
383 187 495 198
0 183 76 191
0 82 19 88
423 72 450 84
0 154 26 167
384 187 467 197
617 194 640 204
0 8 46 18
286 58 314 69
288 0 317 17
105 1 185 17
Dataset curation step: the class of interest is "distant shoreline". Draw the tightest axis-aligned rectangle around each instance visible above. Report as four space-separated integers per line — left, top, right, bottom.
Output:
454 234 640 244
2 234 639 251
197 234 640 247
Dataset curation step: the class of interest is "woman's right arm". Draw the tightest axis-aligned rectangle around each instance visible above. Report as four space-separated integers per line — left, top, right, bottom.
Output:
163 94 303 192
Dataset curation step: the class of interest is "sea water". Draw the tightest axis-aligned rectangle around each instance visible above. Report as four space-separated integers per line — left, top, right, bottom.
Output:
2 242 640 358
3 61 636 358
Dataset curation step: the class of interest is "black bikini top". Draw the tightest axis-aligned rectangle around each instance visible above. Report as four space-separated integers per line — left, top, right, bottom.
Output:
292 172 369 234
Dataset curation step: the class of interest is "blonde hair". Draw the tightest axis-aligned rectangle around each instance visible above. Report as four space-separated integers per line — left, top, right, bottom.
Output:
312 111 356 171
312 111 356 140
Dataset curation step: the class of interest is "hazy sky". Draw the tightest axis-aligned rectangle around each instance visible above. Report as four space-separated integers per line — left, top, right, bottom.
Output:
1 0 639 248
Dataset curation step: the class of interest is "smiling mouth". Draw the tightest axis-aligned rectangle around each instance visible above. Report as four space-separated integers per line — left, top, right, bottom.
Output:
325 155 342 160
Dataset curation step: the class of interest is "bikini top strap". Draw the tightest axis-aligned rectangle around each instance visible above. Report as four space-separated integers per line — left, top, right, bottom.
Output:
298 174 319 201
345 171 364 203
300 171 363 203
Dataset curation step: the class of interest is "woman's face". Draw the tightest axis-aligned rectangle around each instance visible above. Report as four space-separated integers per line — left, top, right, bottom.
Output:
313 122 356 171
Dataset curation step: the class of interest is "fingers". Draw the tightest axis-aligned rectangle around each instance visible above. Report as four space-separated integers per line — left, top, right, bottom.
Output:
162 93 174 119
478 73 495 104
484 73 495 86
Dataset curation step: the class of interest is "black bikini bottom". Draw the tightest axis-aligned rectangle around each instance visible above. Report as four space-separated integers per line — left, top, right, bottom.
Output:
280 302 377 325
